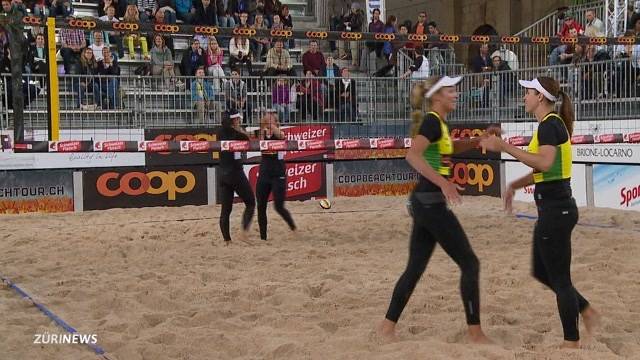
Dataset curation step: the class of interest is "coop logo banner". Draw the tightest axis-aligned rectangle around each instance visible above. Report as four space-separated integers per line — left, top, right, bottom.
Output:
242 163 326 201
333 159 418 197
0 170 73 214
447 159 501 197
593 164 640 211
83 167 207 210
449 123 501 160
144 128 219 166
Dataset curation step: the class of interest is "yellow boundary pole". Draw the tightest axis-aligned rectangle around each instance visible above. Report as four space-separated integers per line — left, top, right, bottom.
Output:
47 17 60 141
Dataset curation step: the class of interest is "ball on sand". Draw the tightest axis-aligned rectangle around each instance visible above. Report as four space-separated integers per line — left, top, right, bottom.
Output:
319 199 331 210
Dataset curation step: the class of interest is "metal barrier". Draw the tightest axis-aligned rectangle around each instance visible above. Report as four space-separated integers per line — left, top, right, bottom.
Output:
448 57 640 126
510 0 606 69
2 57 639 140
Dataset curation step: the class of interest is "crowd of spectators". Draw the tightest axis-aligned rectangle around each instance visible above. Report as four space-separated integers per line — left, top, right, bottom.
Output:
1 0 640 119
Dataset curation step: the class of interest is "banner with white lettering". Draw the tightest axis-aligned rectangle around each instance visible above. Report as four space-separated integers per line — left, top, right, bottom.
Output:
0 170 74 213
240 163 327 202
504 161 587 206
593 164 640 211
334 159 417 196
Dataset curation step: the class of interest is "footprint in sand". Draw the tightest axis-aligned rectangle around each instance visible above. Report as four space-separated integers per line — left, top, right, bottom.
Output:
317 321 339 334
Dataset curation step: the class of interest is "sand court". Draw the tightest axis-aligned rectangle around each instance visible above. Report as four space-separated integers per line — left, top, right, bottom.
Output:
1 196 640 359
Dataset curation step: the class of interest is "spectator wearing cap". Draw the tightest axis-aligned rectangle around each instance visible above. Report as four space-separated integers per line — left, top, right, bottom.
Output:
557 10 584 37
302 40 326 76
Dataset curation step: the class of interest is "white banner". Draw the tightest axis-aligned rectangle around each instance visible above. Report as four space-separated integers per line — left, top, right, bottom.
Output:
501 143 640 164
572 144 640 164
504 161 587 206
593 164 640 211
366 0 385 24
0 152 145 170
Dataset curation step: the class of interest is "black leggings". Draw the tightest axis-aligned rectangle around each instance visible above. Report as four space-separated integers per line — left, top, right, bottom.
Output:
219 170 255 241
533 198 589 341
386 194 481 325
256 174 296 240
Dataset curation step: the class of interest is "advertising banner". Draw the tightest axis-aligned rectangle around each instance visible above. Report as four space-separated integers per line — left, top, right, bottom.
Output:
504 162 587 206
0 152 145 170
231 124 333 164
333 159 417 197
449 123 501 160
239 162 326 202
593 164 640 211
83 166 208 210
572 144 640 164
448 159 501 197
0 170 74 214
145 128 220 166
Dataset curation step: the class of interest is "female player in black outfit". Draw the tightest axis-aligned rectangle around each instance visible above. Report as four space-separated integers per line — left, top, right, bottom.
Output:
480 77 599 348
379 76 493 344
216 110 255 243
256 111 296 240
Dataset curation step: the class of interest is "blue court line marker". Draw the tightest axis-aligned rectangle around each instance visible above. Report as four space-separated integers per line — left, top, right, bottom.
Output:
515 213 638 231
0 275 109 358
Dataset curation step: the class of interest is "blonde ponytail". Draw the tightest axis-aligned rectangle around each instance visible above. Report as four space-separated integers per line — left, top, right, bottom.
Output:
409 76 441 137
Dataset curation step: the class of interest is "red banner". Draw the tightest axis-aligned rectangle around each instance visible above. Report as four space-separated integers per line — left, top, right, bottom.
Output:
245 162 325 201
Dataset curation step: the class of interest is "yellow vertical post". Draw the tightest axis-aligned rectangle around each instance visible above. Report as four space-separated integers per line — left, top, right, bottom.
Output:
47 17 60 141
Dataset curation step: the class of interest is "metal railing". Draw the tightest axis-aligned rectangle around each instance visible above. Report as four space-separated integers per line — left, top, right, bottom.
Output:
448 57 640 129
509 0 606 69
2 57 639 140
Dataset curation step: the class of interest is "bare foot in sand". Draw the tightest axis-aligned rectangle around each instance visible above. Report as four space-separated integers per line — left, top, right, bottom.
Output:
560 340 580 349
377 319 400 342
581 306 601 334
467 325 494 345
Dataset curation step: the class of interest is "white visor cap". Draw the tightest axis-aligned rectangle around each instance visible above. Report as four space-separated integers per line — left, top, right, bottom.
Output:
518 78 558 102
425 76 463 99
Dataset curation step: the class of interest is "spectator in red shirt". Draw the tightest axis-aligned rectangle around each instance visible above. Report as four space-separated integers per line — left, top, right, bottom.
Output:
410 11 427 50
302 40 326 76
557 11 584 37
